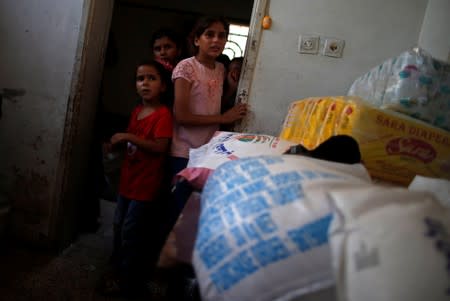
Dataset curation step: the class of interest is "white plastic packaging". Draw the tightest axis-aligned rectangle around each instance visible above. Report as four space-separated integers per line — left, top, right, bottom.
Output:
329 185 450 301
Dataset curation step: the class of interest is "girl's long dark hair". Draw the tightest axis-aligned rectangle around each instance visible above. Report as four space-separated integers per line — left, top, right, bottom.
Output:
191 16 230 54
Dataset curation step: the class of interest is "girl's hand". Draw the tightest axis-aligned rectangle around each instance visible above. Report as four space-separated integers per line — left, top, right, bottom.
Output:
222 103 248 124
110 133 130 145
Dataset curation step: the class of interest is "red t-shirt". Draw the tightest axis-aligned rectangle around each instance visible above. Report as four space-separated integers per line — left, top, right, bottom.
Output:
118 105 173 201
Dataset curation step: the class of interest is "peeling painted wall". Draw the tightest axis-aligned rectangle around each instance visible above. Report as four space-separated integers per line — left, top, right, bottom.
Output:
0 0 85 243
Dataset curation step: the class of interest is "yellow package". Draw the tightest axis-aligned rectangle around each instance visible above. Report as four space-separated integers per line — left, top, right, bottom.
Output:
303 98 334 149
280 96 450 185
316 98 346 146
281 98 315 145
299 99 318 144
281 100 307 141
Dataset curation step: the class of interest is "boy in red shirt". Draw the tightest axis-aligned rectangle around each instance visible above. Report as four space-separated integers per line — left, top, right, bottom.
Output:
103 60 173 297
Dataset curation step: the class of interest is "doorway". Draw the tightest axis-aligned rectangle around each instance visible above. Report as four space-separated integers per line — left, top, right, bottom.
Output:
99 0 254 118
90 0 256 213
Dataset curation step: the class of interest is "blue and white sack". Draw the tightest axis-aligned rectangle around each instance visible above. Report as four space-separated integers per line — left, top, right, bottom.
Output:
193 155 371 301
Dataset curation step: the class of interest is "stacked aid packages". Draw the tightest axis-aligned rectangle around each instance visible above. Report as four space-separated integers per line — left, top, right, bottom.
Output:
348 47 450 131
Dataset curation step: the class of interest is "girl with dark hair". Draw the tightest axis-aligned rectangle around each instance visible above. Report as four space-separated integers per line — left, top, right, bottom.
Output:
166 16 248 233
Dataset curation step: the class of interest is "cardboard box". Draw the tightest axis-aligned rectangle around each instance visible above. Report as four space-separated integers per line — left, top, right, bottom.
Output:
280 96 450 186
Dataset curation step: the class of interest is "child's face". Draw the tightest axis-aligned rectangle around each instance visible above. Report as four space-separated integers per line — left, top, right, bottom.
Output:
227 60 242 83
135 65 166 102
194 22 227 59
153 36 180 65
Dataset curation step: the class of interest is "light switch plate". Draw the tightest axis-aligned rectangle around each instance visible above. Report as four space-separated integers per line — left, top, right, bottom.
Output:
322 38 345 58
298 35 319 54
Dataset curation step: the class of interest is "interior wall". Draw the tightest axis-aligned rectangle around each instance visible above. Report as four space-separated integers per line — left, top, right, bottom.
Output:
418 0 450 62
0 0 85 243
244 0 428 135
101 0 253 116
52 0 113 248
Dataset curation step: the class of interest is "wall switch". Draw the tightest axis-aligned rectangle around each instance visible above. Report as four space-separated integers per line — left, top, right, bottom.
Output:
322 37 345 58
298 35 319 54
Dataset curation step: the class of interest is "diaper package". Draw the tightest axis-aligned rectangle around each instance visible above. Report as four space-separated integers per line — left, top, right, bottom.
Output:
348 47 450 131
193 155 371 301
280 96 450 185
329 186 450 301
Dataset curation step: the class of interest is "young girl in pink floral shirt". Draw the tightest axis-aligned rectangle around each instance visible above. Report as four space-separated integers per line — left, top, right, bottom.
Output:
167 16 248 227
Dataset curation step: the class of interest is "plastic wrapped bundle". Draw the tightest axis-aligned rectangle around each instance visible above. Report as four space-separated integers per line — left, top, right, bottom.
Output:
329 185 450 301
348 47 450 131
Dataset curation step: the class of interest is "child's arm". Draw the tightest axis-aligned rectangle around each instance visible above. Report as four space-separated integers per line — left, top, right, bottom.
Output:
174 78 247 125
111 133 170 153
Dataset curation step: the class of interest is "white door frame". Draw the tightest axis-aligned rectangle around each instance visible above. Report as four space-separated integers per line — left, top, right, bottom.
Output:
235 0 269 132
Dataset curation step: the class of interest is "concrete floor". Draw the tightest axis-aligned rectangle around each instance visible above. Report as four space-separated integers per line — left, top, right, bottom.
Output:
0 200 182 301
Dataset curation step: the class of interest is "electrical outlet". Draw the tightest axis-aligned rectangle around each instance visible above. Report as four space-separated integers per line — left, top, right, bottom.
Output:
322 38 345 58
298 35 319 54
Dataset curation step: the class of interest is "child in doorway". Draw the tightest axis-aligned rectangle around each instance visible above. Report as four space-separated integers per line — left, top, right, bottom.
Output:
221 56 244 131
151 27 184 73
101 59 173 297
222 56 244 114
167 16 248 230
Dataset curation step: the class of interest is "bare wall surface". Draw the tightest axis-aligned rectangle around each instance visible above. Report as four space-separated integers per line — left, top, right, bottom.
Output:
0 0 84 243
52 0 113 248
418 0 450 62
244 0 428 135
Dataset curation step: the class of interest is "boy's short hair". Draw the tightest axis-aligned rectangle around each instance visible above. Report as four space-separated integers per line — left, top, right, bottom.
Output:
216 54 231 69
229 57 244 70
135 59 174 107
150 28 183 50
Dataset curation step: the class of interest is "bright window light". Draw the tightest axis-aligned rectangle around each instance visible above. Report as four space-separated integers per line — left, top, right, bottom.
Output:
223 24 249 60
